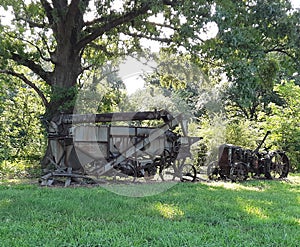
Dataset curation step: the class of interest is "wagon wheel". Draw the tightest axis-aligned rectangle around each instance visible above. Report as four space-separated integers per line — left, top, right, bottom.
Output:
229 162 248 182
158 164 178 181
280 152 290 178
180 163 197 182
141 161 157 181
207 161 219 180
269 152 290 179
158 149 174 181
113 170 137 183
113 161 137 183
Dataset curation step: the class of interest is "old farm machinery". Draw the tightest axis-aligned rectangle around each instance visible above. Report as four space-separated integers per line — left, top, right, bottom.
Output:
41 110 200 185
207 131 290 182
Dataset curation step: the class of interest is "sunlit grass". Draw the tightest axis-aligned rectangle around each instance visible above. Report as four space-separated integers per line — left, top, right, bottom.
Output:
154 202 184 219
287 173 300 184
0 198 12 208
0 178 38 185
207 180 269 191
237 198 269 220
0 174 299 246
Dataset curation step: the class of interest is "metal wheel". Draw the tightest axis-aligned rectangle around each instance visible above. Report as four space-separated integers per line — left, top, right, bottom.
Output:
112 161 137 183
230 162 248 182
207 161 219 180
158 149 173 181
269 152 290 179
180 163 197 182
112 171 137 183
158 164 178 181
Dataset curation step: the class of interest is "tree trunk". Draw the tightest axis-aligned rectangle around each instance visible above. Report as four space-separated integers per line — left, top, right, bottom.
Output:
39 1 87 174
41 53 82 173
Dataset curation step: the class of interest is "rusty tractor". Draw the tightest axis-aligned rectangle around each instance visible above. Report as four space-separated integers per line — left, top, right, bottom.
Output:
207 131 290 182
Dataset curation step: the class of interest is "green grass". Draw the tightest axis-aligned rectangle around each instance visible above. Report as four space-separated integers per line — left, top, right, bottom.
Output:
0 175 299 247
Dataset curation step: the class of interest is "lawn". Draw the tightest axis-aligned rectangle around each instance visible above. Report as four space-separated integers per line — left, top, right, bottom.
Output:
0 175 299 247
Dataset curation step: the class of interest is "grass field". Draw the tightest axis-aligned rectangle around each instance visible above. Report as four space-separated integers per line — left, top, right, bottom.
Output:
0 175 299 247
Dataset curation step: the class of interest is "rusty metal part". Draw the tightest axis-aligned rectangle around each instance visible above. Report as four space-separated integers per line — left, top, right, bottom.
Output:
252 131 271 154
268 151 290 179
63 109 174 124
208 131 290 182
229 162 248 182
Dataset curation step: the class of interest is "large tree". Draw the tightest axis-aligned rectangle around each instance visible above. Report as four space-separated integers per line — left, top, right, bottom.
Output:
0 0 216 172
0 0 214 120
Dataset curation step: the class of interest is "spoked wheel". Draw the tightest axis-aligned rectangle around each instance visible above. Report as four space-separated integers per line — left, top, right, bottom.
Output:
158 149 174 181
269 152 290 179
230 162 248 182
158 164 178 181
170 159 197 182
207 161 219 180
180 163 197 182
109 159 138 183
143 163 157 181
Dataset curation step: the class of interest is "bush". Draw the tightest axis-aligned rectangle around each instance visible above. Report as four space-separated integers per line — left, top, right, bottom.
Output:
225 119 262 150
0 159 41 179
263 81 300 172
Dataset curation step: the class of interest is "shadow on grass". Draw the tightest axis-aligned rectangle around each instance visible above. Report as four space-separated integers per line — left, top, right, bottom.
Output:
0 175 299 246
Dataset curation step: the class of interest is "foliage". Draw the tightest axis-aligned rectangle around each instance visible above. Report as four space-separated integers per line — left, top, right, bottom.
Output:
192 140 208 168
209 79 300 172
75 65 126 114
0 1 300 177
0 178 299 246
189 0 300 169
144 50 225 119
0 0 216 119
0 76 45 162
0 0 218 174
194 115 227 164
225 119 261 150
200 0 300 119
123 87 175 112
0 75 45 178
263 80 300 171
0 160 41 179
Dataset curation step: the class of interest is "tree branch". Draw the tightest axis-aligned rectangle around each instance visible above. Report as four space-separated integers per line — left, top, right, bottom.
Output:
66 0 89 27
76 3 151 52
84 16 110 27
88 42 115 57
124 32 173 43
145 21 178 31
162 0 179 7
40 0 54 26
265 47 298 65
4 30 51 62
38 33 56 63
232 99 249 119
6 32 53 63
14 16 47 29
10 53 53 85
0 69 49 107
52 0 68 17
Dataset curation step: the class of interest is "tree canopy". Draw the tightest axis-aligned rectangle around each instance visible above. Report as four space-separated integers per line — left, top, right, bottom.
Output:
1 0 298 120
0 0 215 119
198 0 300 119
